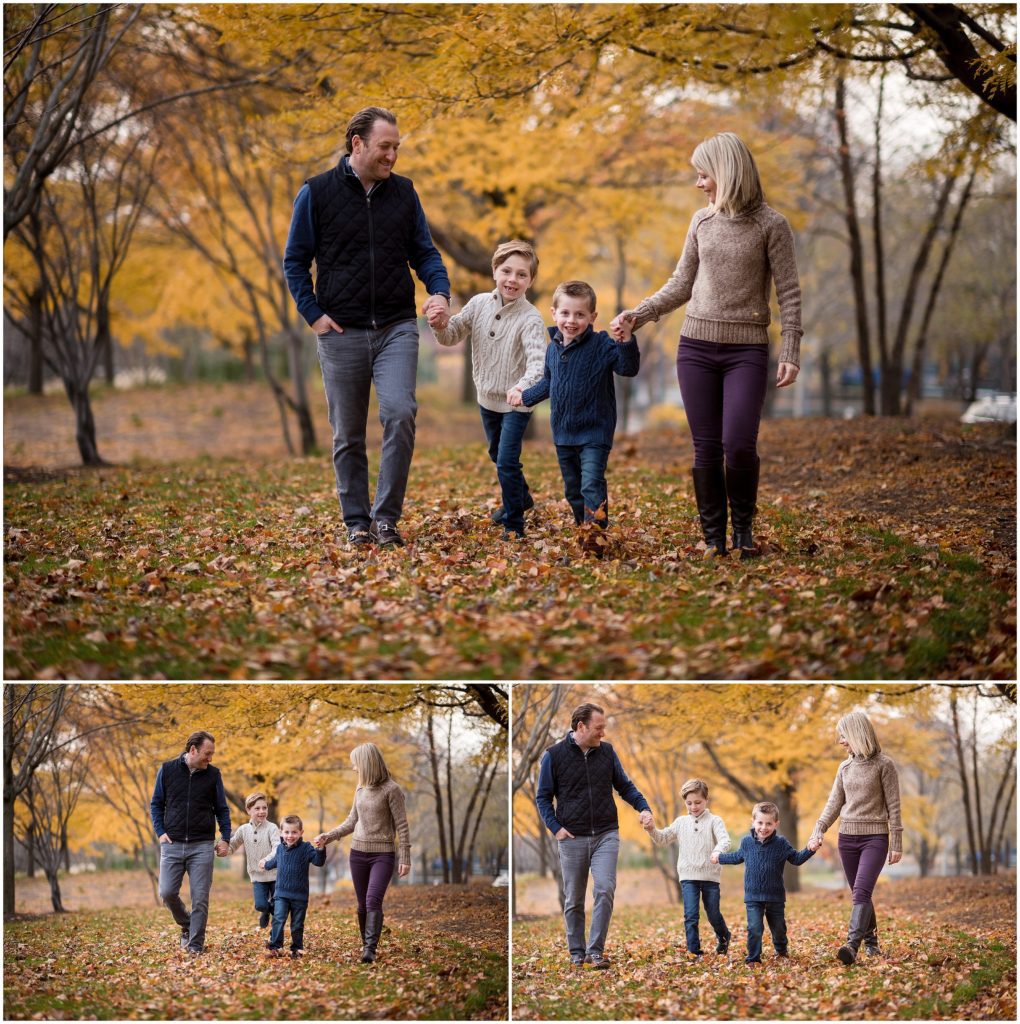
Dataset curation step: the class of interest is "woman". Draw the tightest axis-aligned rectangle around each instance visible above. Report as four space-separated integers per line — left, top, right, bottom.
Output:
611 132 802 557
314 742 411 963
809 711 902 965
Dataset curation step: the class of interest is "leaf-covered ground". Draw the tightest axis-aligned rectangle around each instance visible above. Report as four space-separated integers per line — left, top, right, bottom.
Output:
4 384 1014 679
4 884 507 1020
512 874 1016 1020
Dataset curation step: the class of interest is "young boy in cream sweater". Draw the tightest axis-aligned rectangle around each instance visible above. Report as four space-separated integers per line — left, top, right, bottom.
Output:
432 239 547 539
220 791 280 929
645 778 731 956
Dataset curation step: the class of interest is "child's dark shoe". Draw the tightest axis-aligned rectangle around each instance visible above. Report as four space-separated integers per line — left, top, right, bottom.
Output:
259 911 270 928
502 528 525 541
290 949 303 959
491 495 534 524
716 936 730 954
264 947 284 958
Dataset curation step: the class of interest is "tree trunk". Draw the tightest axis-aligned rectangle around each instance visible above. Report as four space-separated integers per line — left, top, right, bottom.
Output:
47 868 66 913
872 70 890 410
820 348 832 418
28 285 44 394
426 712 450 884
26 825 36 878
285 328 316 454
834 75 875 415
905 169 977 414
66 380 106 466
949 695 980 875
461 336 476 405
4 792 16 918
98 303 115 386
445 716 459 883
774 785 801 894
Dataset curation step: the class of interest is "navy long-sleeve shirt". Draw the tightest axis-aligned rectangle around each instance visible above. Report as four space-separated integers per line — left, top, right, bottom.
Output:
521 326 639 448
717 828 815 903
536 732 650 835
149 754 232 842
283 159 451 326
264 839 327 902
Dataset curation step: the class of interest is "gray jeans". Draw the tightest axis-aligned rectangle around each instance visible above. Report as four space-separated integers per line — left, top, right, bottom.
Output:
316 321 419 529
557 829 620 958
158 840 215 952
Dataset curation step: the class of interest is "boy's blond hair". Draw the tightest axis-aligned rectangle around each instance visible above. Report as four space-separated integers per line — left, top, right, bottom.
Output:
492 239 539 278
681 778 709 800
245 791 268 811
351 742 391 787
281 814 303 830
837 711 881 759
753 801 779 821
552 280 597 313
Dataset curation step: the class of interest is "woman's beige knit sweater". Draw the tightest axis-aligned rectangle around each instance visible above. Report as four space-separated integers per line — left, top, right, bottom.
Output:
630 201 803 367
811 753 903 854
324 779 411 869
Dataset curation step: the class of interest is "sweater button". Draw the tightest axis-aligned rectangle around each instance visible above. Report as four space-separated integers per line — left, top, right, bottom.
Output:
489 331 495 337
495 314 501 320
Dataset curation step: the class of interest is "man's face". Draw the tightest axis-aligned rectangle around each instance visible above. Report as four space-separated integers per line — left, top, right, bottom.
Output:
575 711 606 747
281 823 303 847
351 119 400 183
249 800 268 825
190 740 215 769
685 793 707 817
753 812 778 841
552 295 596 342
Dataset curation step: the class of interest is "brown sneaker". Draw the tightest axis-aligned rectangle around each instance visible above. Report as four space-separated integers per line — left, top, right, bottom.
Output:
370 520 404 547
584 952 611 970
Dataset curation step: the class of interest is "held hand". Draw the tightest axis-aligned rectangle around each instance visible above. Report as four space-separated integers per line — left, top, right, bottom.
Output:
397 863 410 877
312 314 343 335
214 840 229 856
554 827 575 841
609 311 636 337
642 818 655 833
159 834 172 844
639 809 654 828
507 387 524 408
423 295 450 328
776 361 799 387
888 850 902 865
807 836 821 852
258 858 267 870
710 852 720 864
312 834 328 849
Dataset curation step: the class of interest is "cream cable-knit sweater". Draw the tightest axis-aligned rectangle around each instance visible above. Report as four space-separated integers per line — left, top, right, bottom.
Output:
228 819 280 882
630 202 803 367
811 752 903 854
649 809 731 883
323 779 411 869
434 289 547 412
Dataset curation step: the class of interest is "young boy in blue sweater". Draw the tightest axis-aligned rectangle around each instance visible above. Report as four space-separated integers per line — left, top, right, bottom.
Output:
260 814 327 958
712 801 820 963
509 281 639 553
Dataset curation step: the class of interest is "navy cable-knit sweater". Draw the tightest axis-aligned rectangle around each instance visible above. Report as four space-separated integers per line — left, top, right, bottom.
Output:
717 828 814 903
521 326 639 448
263 839 326 902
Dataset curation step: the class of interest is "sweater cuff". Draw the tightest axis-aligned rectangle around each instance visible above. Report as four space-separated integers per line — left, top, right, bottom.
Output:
630 302 658 330
779 332 801 367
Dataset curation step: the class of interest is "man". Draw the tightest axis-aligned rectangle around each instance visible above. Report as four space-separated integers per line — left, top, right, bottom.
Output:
536 702 653 970
283 106 452 548
150 731 231 955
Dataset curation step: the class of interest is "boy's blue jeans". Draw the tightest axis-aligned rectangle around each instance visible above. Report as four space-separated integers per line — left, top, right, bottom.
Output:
478 407 532 534
252 880 275 913
680 880 729 954
554 443 611 526
269 896 308 951
745 900 787 961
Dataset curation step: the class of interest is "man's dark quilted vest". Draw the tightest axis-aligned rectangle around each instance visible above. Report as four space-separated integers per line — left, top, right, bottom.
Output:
547 734 620 836
159 756 221 842
306 161 417 329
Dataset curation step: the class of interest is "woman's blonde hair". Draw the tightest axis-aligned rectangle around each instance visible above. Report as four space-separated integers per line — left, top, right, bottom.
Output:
351 742 390 786
691 132 764 217
837 711 881 759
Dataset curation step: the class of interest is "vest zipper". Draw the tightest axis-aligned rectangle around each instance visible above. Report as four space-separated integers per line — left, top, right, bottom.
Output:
366 187 377 329
584 749 595 836
185 768 192 842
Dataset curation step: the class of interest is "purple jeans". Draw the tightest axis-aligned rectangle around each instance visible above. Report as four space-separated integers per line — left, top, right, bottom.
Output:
676 336 768 469
349 848 395 914
838 832 889 904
